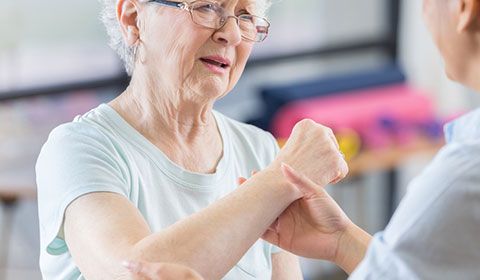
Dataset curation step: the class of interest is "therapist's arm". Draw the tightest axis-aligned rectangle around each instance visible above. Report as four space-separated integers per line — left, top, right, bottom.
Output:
64 120 347 280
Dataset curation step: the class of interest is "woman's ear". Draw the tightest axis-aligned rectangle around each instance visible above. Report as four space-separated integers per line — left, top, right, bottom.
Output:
457 0 480 32
117 0 141 46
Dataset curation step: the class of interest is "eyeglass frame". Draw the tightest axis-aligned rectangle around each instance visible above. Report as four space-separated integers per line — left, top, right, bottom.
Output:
146 0 271 42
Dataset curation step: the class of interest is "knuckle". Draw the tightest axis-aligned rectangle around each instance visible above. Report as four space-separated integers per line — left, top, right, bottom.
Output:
336 160 348 177
299 118 315 128
334 157 345 170
342 161 349 176
293 119 315 136
319 127 332 138
154 266 164 276
186 270 199 280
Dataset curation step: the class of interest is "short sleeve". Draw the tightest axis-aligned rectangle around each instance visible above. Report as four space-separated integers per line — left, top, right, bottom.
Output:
266 131 281 161
36 122 130 256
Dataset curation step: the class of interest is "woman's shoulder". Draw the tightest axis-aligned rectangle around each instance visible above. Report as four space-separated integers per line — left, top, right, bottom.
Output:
41 106 122 159
214 111 280 164
48 120 108 147
213 110 276 143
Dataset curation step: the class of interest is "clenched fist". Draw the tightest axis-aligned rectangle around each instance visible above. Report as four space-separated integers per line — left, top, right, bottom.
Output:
269 119 348 188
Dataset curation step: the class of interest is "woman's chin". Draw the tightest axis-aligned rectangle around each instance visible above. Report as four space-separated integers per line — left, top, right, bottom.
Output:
194 80 229 100
201 79 228 96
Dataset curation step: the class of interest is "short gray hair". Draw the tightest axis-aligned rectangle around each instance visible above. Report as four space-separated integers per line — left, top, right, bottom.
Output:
99 0 137 76
99 0 272 76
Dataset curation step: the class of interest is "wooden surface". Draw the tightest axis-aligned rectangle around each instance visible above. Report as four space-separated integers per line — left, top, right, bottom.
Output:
347 138 444 177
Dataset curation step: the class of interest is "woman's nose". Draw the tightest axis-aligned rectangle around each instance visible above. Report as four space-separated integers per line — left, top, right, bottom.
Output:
212 17 242 46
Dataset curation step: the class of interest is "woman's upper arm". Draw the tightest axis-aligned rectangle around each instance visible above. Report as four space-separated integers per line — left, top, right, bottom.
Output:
64 192 151 279
271 251 303 280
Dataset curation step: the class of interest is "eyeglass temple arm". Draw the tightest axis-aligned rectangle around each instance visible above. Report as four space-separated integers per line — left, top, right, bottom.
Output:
148 0 186 9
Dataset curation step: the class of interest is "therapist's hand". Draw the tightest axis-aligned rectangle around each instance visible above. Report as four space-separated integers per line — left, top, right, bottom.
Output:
268 119 348 190
260 163 349 260
123 260 204 280
261 164 372 274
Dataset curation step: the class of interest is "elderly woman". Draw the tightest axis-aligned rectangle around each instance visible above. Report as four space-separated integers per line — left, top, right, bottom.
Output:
129 0 480 279
36 0 347 279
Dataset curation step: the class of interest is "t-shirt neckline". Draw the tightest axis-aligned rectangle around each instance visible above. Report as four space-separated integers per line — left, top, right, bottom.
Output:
95 103 231 190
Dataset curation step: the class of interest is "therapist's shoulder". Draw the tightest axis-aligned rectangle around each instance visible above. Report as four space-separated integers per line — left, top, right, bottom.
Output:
434 140 480 172
428 140 480 193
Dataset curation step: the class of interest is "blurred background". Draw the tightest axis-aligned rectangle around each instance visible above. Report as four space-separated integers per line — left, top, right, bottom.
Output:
0 0 478 279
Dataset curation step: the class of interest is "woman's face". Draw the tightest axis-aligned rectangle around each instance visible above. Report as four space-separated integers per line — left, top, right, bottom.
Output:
138 0 259 102
422 0 478 85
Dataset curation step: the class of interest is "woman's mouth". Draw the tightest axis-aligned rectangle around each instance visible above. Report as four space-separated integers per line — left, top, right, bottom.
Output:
199 56 231 75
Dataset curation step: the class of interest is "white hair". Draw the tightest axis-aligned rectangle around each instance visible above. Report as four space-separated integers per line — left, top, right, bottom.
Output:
99 0 272 76
99 0 137 76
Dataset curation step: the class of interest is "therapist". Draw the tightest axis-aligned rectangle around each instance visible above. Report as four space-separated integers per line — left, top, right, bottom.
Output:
126 0 480 278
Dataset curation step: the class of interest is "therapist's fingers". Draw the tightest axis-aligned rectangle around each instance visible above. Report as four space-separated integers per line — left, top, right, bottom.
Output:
237 177 247 186
261 227 280 247
281 163 320 197
266 218 279 234
237 171 258 186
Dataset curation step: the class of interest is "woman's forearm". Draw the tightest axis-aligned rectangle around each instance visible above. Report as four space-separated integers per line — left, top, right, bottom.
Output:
130 169 298 279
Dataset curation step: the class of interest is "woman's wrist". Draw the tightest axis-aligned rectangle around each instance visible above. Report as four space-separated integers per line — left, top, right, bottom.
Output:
334 222 372 275
253 167 303 202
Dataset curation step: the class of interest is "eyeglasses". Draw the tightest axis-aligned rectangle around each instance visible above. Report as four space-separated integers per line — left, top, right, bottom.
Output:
147 0 270 42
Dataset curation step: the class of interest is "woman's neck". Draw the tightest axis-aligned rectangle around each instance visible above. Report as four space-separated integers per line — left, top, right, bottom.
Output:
111 78 219 144
109 83 224 173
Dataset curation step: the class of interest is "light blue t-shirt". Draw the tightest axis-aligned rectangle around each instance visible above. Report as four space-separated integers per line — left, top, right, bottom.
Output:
36 104 282 280
350 108 480 280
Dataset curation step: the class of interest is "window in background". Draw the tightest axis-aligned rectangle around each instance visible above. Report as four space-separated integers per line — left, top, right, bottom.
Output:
252 0 388 58
0 0 121 94
0 0 392 101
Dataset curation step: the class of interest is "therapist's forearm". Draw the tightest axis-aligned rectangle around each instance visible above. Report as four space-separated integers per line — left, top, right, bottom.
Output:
130 169 298 279
334 223 372 275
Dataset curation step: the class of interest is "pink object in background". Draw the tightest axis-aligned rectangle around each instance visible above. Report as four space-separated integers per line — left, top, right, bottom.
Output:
271 84 436 149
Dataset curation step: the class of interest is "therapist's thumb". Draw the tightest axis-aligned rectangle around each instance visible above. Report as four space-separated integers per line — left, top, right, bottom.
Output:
281 163 319 197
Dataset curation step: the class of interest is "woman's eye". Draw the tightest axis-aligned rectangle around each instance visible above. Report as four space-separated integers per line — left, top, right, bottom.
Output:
240 15 255 24
197 3 217 12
